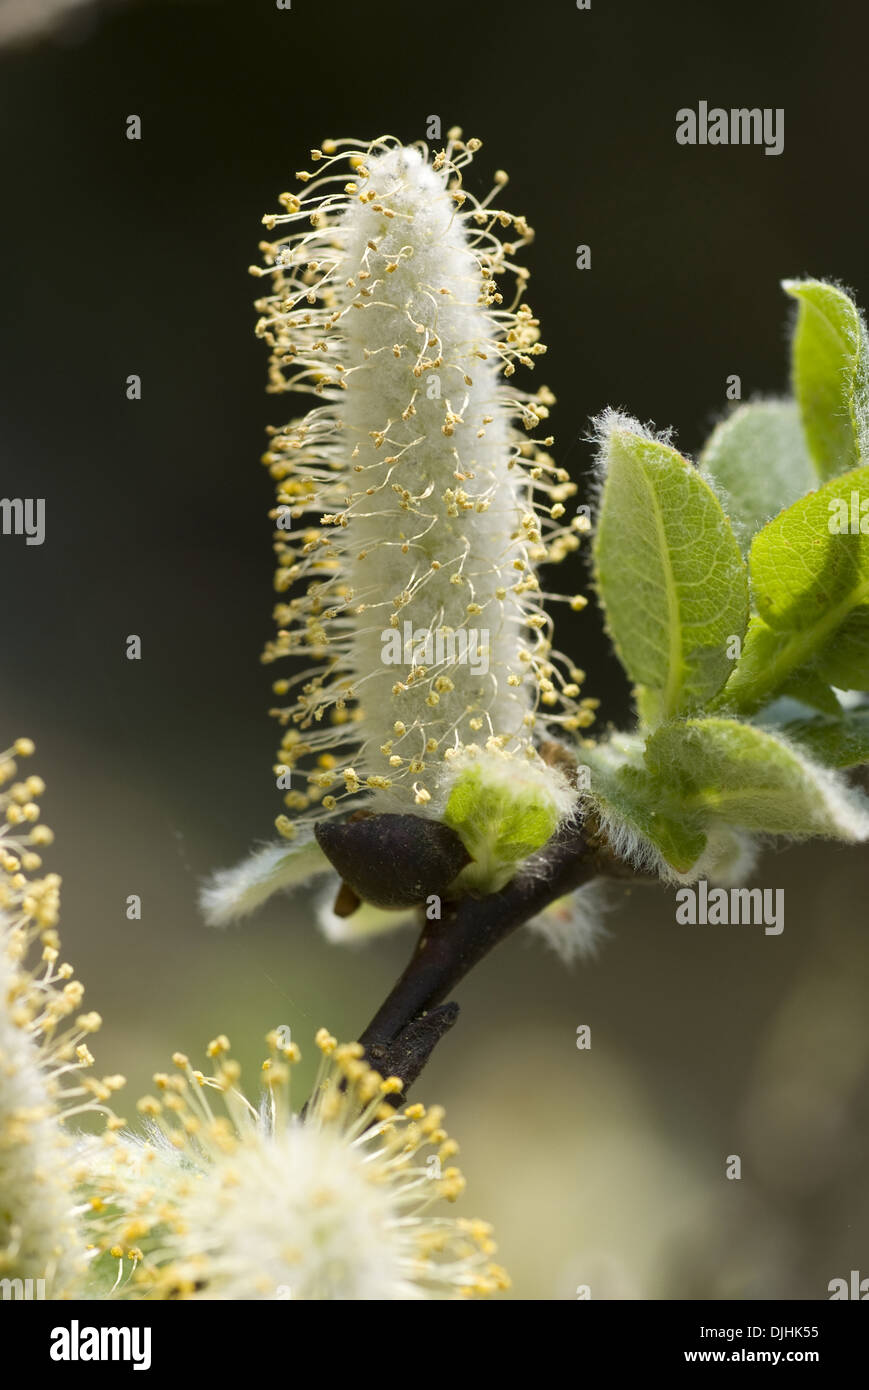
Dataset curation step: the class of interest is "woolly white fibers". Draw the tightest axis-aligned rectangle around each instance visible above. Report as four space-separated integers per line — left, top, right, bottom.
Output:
252 133 591 839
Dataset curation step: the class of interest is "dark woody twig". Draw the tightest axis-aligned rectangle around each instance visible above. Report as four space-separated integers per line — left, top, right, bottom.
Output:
357 818 605 1091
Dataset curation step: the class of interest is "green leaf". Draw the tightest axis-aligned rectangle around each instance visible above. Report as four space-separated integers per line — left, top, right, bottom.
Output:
750 465 869 628
781 708 869 767
717 617 795 714
582 737 707 874
718 466 869 710
814 609 869 689
605 767 707 874
444 764 556 859
700 400 815 551
443 757 563 894
784 278 869 480
777 669 841 715
583 736 759 879
645 717 869 840
593 415 749 723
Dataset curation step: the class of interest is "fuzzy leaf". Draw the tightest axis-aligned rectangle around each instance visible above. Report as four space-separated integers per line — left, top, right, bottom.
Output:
645 716 869 840
750 465 869 629
200 836 331 926
781 708 869 767
444 760 560 894
719 466 869 710
602 766 707 872
814 610 869 690
777 669 842 715
700 401 815 551
593 415 749 723
784 278 869 480
582 737 707 876
583 737 763 880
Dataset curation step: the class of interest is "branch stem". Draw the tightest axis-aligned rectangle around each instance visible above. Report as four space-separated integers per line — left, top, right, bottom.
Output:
358 821 598 1086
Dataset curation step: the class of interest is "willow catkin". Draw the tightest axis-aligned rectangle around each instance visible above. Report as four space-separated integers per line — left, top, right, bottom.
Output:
253 133 591 840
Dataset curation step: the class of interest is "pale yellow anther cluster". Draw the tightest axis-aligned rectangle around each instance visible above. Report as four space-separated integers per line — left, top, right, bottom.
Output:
82 1027 509 1300
0 740 125 1297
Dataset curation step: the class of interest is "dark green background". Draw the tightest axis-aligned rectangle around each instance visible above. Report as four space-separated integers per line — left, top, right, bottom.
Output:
1 0 867 1298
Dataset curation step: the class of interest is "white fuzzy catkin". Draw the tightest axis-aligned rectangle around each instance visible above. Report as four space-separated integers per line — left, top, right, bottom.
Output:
0 920 84 1296
254 133 591 839
82 1030 509 1300
0 741 123 1296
